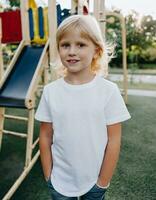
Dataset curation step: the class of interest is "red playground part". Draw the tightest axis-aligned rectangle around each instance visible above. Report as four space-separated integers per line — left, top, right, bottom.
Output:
83 6 89 15
0 10 22 43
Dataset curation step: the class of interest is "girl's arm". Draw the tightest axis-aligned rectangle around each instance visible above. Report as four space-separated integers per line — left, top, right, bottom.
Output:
97 123 122 187
39 122 53 181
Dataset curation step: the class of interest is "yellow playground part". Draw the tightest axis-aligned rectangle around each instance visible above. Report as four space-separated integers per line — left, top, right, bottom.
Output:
32 8 40 42
43 7 48 42
28 0 37 9
29 0 48 44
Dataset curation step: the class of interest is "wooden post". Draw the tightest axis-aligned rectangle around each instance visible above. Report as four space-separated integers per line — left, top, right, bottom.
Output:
93 0 106 38
71 0 90 15
44 52 49 85
25 109 34 167
93 0 100 20
99 0 106 39
71 0 78 14
106 11 128 102
0 18 3 80
78 0 83 14
0 108 5 151
20 0 30 44
121 17 128 103
78 0 89 15
48 0 57 81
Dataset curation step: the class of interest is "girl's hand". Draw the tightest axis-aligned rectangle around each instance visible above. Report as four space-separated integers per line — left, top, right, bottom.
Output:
45 175 51 182
96 177 110 188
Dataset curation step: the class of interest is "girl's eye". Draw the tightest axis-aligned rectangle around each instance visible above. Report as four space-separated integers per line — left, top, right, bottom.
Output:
60 43 70 48
78 43 86 47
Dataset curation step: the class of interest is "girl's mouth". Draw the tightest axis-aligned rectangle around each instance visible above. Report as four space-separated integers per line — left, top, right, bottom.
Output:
67 59 80 64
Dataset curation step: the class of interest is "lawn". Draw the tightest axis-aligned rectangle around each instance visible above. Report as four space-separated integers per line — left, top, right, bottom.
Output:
0 96 156 200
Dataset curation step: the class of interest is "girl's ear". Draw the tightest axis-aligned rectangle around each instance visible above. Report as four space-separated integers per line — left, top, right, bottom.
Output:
93 47 101 59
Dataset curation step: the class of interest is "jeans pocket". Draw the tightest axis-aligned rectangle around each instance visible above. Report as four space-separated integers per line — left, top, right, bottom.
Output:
83 184 106 200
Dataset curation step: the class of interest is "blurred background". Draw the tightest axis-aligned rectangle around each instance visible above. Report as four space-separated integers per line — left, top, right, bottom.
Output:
1 0 156 90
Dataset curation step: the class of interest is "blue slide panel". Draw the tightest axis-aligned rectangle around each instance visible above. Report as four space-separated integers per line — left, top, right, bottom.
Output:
0 46 44 108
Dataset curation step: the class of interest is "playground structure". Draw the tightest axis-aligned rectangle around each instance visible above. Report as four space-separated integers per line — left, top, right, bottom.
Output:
106 11 128 102
0 0 128 199
93 1 128 102
0 0 50 199
0 18 3 79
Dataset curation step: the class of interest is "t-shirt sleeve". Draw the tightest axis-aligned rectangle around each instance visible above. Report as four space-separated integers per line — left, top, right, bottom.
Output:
104 84 131 125
35 87 53 122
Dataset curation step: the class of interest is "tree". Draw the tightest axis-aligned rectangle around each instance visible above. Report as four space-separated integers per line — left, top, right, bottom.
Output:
106 9 127 67
140 15 156 44
9 0 20 7
106 9 156 68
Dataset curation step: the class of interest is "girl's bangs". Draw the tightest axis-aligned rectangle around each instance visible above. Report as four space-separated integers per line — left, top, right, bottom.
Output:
58 22 93 42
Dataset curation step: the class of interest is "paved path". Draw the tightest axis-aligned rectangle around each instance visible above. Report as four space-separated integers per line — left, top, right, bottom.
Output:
128 89 156 97
108 74 156 97
109 74 156 84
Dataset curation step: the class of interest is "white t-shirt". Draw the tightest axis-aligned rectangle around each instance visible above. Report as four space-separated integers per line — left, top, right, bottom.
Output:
35 75 131 197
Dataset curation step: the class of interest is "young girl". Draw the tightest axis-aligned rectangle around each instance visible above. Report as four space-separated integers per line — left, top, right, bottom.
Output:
35 15 131 200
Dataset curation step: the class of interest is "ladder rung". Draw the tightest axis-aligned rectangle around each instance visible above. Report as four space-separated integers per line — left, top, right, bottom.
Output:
32 138 39 149
4 115 28 121
99 19 106 22
37 85 44 89
3 130 27 138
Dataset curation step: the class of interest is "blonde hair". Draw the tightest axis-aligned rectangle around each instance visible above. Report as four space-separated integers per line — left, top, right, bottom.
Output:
54 14 114 78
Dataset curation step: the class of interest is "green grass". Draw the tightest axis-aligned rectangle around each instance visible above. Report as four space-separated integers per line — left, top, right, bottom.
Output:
0 96 156 200
105 96 156 200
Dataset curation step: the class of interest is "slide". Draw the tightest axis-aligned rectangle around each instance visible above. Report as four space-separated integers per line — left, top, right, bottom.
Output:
0 45 45 108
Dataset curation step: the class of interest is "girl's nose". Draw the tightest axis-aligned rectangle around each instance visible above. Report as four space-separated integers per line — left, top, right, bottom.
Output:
68 46 77 56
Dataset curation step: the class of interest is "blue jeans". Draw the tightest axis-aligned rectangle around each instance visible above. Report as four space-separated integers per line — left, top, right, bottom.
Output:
47 179 107 200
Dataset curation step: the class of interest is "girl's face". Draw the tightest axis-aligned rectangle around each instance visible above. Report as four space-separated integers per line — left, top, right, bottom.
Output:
58 29 97 76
